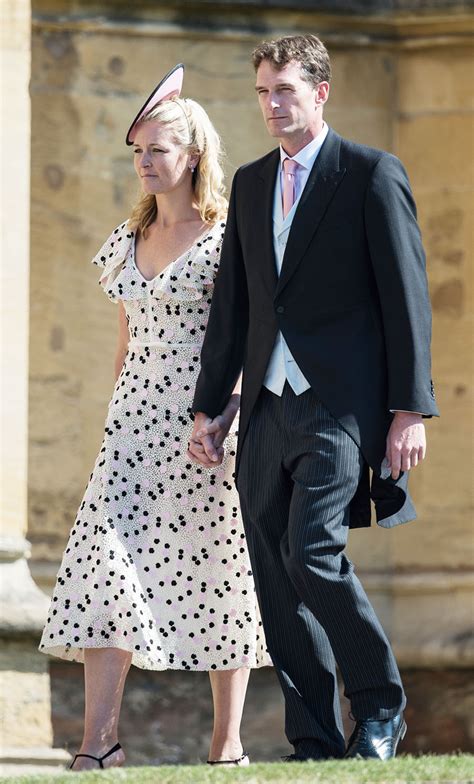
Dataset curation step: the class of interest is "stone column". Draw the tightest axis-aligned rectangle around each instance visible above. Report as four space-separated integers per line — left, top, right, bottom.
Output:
0 0 69 772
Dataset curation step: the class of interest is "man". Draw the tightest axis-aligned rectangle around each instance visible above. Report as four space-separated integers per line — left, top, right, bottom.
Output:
188 34 438 761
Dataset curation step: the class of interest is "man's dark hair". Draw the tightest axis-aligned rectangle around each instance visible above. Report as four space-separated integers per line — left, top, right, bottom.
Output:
252 34 331 86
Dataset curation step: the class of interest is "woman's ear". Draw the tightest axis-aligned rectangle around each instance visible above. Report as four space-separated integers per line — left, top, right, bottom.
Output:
189 154 200 171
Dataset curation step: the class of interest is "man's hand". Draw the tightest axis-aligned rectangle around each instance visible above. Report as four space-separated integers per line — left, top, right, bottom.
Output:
385 411 426 480
187 412 224 467
196 414 229 450
187 396 240 468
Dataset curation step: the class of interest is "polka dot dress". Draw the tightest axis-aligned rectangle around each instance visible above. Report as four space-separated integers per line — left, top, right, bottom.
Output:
39 220 270 671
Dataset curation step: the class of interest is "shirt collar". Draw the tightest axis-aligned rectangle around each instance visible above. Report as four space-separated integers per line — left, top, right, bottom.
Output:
279 122 329 171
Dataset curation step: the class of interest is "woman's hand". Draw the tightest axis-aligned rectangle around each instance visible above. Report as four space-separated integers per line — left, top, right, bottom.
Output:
187 395 240 467
198 394 240 448
188 412 224 467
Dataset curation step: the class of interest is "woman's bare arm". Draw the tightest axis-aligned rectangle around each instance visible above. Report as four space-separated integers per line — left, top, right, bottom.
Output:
114 302 129 381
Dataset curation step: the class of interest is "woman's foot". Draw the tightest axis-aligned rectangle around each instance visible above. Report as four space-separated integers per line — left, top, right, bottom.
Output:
207 752 249 766
69 741 125 771
207 740 249 766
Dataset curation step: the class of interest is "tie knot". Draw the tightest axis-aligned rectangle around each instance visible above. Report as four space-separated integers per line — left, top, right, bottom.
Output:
283 158 299 176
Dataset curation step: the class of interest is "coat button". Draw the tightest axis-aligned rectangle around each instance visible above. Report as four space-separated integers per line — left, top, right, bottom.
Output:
276 305 285 314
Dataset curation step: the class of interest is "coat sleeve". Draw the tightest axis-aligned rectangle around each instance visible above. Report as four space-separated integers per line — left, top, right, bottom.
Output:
364 154 439 417
192 171 249 418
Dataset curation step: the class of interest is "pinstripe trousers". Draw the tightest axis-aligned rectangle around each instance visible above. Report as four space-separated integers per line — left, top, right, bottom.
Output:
237 384 405 759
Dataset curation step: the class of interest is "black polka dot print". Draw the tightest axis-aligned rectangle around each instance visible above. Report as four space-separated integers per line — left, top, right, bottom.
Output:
39 221 270 671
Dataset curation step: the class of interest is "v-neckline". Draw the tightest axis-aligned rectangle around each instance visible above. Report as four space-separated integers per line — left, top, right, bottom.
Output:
131 225 215 283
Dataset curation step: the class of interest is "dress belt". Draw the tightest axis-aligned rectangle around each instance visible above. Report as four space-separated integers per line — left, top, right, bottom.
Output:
128 339 202 349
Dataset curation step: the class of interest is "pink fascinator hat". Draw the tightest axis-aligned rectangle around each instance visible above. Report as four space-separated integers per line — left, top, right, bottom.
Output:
125 63 184 146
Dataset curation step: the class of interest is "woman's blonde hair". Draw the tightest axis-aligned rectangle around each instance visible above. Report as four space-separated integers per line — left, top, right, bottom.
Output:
129 97 227 236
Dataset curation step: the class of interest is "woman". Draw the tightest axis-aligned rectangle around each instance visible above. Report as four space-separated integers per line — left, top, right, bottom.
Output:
39 66 270 771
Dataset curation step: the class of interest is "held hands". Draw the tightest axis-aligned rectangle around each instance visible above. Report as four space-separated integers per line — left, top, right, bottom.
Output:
385 411 426 480
189 405 426 478
187 395 240 468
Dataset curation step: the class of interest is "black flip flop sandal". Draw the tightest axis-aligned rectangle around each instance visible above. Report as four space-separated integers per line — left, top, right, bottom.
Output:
207 752 249 766
69 741 122 770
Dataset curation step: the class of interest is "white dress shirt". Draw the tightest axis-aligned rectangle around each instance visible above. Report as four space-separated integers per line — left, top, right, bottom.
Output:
263 123 329 396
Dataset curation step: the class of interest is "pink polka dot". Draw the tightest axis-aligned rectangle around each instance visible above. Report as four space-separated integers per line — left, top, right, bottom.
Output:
165 357 173 366
163 490 171 498
171 383 180 391
170 404 179 413
143 458 151 466
180 497 189 507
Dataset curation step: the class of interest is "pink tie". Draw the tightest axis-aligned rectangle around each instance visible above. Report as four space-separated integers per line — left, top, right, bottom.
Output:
282 158 299 219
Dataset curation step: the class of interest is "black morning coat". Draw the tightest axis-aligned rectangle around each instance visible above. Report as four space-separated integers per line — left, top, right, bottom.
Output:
192 127 439 529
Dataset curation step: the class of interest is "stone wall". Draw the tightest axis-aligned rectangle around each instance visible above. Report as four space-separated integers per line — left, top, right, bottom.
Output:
1 1 70 770
27 0 473 755
49 661 474 761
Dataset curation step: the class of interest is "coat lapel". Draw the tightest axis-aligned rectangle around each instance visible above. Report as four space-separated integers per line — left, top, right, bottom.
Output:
275 128 346 297
256 150 280 293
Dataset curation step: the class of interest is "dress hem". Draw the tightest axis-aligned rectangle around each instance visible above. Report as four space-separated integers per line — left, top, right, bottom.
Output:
39 644 272 672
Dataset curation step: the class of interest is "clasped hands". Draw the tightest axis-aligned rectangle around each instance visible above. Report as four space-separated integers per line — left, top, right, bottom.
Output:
188 403 426 481
187 395 240 467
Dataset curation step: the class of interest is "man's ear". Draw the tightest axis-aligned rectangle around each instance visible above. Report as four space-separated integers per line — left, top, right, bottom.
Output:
315 81 330 107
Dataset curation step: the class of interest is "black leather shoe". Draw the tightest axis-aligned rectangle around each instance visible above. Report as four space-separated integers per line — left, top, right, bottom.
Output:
344 712 407 760
282 753 326 762
282 753 310 762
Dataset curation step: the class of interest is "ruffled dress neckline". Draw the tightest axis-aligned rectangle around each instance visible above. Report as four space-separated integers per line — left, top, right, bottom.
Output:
92 220 225 304
131 225 216 284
